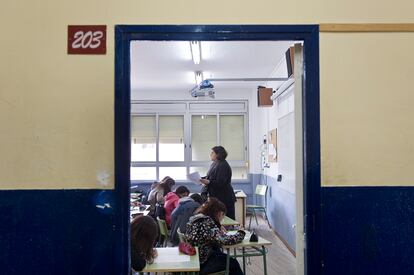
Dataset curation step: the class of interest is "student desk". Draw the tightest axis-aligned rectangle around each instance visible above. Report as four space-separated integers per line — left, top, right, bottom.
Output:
130 205 150 220
139 247 200 274
223 231 272 275
222 216 240 227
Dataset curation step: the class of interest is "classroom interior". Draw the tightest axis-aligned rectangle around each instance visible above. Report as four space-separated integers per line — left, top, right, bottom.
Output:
129 40 302 274
1 8 413 272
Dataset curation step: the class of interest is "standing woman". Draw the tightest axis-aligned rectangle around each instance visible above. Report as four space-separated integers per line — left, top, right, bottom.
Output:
200 146 237 220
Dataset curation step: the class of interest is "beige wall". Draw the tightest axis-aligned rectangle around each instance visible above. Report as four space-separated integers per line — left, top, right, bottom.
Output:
0 1 413 189
321 33 414 186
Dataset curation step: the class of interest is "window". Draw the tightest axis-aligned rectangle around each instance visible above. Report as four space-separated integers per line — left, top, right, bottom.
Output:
131 167 156 180
131 116 156 162
220 115 245 161
159 167 187 180
159 115 184 161
192 115 217 161
131 101 248 181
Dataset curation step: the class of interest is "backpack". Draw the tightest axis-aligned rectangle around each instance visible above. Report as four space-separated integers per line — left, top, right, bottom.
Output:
154 202 166 220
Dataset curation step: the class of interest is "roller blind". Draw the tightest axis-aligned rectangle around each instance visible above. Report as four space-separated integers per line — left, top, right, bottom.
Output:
159 116 184 143
131 116 156 144
220 115 245 161
159 116 184 161
192 115 217 161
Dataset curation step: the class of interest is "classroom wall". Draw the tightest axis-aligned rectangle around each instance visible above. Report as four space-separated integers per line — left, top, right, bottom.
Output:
1 1 413 189
1 0 414 274
248 57 298 250
261 91 297 250
320 32 414 186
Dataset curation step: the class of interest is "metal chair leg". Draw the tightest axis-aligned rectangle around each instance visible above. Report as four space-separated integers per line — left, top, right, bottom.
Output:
263 208 271 228
248 211 253 230
253 209 259 226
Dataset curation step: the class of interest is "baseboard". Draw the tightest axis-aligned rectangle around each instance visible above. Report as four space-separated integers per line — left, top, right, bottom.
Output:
272 227 296 257
252 212 296 257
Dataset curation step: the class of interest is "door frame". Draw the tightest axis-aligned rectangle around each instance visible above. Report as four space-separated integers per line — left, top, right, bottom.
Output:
115 25 321 275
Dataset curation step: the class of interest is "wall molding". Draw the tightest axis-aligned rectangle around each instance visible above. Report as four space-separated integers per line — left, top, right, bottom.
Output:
273 226 296 257
320 23 414 32
255 212 296 257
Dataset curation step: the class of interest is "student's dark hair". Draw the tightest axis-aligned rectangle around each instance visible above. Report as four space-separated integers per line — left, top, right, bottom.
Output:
130 216 158 264
175 186 190 196
196 197 226 224
159 176 175 195
190 193 203 204
212 146 228 161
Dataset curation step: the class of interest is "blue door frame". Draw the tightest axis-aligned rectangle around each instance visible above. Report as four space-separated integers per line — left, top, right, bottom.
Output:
114 24 321 275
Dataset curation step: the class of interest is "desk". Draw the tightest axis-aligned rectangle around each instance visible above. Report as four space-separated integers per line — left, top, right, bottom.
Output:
130 205 150 211
130 210 149 216
222 216 240 227
223 231 272 275
130 205 150 220
235 190 247 226
139 247 200 274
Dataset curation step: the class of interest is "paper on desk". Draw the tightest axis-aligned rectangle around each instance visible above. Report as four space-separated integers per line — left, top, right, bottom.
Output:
187 172 202 185
130 209 144 215
153 248 190 263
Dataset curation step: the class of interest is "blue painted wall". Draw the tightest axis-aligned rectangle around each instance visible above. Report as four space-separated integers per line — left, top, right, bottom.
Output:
322 187 414 275
2 186 414 274
0 190 121 275
251 174 296 251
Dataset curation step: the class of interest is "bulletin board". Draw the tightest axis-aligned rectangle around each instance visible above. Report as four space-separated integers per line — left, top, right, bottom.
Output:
268 128 278 162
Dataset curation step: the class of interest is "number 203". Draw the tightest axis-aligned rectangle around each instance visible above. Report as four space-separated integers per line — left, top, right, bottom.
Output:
71 31 103 49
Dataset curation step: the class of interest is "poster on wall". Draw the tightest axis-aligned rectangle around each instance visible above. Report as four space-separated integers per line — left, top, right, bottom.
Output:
268 128 277 163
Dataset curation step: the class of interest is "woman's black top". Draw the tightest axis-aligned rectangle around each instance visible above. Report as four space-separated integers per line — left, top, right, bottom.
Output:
204 160 236 207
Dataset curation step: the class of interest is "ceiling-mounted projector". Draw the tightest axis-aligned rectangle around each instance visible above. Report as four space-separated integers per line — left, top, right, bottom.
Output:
190 80 215 98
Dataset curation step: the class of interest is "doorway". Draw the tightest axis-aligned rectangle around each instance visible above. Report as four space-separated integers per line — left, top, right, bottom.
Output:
115 25 320 275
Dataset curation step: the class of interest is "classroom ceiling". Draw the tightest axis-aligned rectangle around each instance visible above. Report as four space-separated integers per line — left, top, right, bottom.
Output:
130 40 296 93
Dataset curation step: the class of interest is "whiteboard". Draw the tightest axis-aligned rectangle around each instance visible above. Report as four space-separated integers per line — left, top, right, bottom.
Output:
277 112 295 194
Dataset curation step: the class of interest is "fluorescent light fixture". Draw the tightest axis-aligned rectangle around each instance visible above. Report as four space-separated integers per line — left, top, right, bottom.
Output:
190 41 201 65
195 71 203 85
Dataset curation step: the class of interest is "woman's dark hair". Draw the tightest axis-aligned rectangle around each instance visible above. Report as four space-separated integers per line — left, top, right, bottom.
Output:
161 176 175 187
130 216 158 264
212 146 228 161
175 186 190 196
196 197 226 225
190 193 203 204
159 176 175 196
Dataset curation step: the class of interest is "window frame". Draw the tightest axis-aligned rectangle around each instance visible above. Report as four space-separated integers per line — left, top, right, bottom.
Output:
131 100 249 183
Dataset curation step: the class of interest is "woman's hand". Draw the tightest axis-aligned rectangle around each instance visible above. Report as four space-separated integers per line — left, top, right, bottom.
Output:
200 179 210 185
220 226 228 233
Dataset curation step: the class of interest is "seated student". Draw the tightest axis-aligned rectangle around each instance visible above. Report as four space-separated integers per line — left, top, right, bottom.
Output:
185 197 245 275
164 186 190 227
190 193 203 205
147 176 175 216
130 216 159 272
170 193 203 246
141 181 157 205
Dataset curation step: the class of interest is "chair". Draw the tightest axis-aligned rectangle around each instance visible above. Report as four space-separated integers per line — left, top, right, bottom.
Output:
177 227 187 243
246 184 271 230
157 217 169 247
